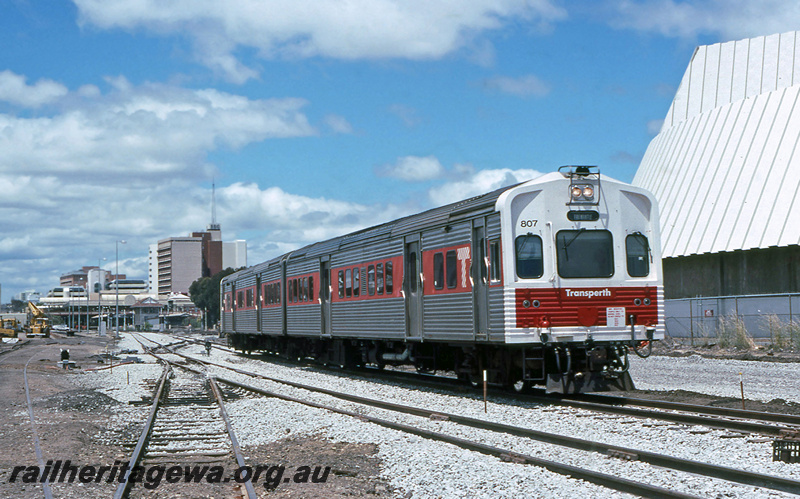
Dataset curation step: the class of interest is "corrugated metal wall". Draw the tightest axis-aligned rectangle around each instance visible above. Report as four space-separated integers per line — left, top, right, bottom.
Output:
635 31 800 261
665 32 800 128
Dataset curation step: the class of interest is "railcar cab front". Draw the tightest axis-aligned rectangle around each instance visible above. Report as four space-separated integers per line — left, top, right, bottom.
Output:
497 166 663 393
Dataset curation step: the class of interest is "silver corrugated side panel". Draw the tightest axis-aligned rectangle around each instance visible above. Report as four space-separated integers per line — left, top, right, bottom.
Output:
330 299 405 339
421 222 470 250
487 286 506 342
333 238 402 267
236 309 258 333
286 258 318 275
421 293 474 342
286 303 321 336
257 263 281 282
261 307 282 335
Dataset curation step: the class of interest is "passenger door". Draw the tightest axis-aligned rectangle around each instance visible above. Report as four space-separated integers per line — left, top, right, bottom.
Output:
320 260 332 336
404 239 422 339
256 276 262 332
473 224 489 338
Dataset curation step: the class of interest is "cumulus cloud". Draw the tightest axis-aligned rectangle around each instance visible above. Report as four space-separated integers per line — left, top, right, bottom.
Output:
0 70 68 108
427 167 543 205
0 72 324 297
0 78 316 180
376 155 445 181
218 183 407 243
610 0 800 40
483 74 551 97
73 0 567 82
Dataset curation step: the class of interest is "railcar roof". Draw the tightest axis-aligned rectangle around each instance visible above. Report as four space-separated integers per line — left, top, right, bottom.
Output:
223 180 528 284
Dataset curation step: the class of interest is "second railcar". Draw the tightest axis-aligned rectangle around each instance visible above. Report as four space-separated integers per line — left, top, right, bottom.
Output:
221 166 663 393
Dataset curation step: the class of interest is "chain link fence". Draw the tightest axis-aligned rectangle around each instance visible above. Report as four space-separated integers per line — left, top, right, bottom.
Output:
665 293 800 348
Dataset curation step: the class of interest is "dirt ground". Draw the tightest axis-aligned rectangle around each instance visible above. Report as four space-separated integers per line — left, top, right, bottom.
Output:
0 333 797 498
0 334 395 499
651 336 800 363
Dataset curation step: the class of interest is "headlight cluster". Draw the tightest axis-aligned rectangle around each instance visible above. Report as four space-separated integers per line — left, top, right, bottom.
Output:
570 184 594 201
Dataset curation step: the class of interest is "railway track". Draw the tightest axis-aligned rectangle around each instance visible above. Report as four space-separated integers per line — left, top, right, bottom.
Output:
175 333 800 435
113 335 257 499
23 348 56 499
146 333 800 497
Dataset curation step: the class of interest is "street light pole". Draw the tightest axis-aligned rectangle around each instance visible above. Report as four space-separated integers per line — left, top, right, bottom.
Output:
115 240 126 338
98 257 106 335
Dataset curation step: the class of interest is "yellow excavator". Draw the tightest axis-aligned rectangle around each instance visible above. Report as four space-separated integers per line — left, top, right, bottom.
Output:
26 302 51 338
0 318 21 338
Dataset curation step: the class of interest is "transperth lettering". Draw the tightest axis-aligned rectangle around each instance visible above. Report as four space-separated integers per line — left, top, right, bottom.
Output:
564 288 612 299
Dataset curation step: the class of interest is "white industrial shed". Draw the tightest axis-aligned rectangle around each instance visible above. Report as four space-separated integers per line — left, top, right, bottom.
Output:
634 31 800 298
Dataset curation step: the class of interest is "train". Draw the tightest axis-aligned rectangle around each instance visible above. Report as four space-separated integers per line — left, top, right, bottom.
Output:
220 166 664 393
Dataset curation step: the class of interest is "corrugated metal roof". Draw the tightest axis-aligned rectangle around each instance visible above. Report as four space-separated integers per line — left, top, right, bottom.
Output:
222 181 530 284
634 31 800 258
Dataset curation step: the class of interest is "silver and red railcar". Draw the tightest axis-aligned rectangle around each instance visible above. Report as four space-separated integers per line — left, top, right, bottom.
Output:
221 166 663 393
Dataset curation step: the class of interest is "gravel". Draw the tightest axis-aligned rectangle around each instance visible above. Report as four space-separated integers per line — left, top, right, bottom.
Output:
629 354 800 404
74 332 800 498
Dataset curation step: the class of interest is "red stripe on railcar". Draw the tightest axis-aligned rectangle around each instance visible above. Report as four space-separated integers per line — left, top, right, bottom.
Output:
515 287 659 328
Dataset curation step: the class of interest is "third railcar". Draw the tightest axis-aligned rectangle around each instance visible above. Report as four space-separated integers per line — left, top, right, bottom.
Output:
221 166 664 393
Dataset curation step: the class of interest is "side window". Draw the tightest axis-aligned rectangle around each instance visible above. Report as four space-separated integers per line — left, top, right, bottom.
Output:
626 234 650 277
446 250 458 289
376 263 384 294
345 269 352 297
515 235 544 279
433 252 444 290
276 283 281 304
302 277 308 302
489 240 502 282
246 289 254 307
368 265 375 295
293 279 299 302
479 238 488 283
237 291 244 308
353 268 360 297
408 253 417 293
309 276 314 301
386 261 394 294
338 271 344 298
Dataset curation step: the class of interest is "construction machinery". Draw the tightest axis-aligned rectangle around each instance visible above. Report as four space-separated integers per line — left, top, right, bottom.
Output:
0 318 21 338
26 302 51 338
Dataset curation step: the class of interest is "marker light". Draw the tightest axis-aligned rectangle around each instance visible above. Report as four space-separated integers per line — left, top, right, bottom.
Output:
582 186 594 198
571 186 582 198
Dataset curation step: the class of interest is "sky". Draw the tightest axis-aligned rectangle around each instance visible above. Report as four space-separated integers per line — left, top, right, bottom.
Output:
2 0 799 301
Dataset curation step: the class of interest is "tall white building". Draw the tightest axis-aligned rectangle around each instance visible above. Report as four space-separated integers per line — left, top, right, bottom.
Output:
634 31 800 298
223 240 247 270
154 229 247 295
